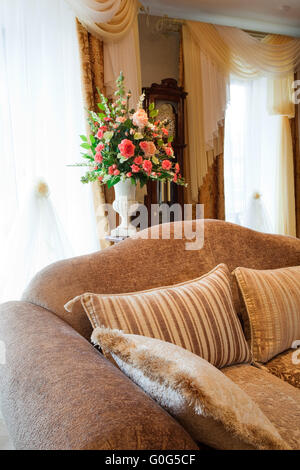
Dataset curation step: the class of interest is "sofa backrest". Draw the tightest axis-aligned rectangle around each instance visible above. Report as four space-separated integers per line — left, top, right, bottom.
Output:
22 220 300 339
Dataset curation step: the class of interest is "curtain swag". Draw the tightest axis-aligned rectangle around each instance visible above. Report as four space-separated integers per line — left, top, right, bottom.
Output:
186 21 300 79
66 0 140 41
183 20 300 207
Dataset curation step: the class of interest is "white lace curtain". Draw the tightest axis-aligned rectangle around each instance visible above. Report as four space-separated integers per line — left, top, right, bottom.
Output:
0 0 99 302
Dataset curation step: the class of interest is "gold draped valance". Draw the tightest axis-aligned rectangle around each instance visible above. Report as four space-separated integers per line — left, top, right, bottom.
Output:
186 21 300 79
66 0 140 41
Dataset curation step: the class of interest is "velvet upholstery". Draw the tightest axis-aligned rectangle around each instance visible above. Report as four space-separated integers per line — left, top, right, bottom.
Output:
22 220 300 341
222 364 300 450
1 219 299 450
0 301 198 450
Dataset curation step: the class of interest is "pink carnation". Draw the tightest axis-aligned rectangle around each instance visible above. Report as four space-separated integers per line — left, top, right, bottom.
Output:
118 139 135 158
134 155 143 165
162 160 172 171
139 141 156 157
131 164 140 173
116 116 126 123
96 126 107 139
165 146 173 157
96 143 104 152
143 160 152 174
95 152 103 163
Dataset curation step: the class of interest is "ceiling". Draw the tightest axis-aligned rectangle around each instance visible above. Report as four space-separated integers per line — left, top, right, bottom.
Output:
140 0 300 37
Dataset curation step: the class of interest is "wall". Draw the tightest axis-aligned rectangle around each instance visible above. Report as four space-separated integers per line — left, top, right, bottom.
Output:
138 14 180 89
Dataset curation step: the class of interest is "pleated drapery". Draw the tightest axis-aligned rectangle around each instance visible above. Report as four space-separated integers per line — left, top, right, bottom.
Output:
66 0 140 41
182 20 300 234
76 19 110 248
182 24 228 202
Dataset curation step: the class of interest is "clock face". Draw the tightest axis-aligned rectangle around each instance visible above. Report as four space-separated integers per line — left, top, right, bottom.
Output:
156 102 176 138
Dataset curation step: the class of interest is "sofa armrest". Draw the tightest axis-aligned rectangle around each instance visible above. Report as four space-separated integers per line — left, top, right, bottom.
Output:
0 301 198 450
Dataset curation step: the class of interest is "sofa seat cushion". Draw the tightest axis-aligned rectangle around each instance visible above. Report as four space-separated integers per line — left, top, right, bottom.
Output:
263 349 300 389
222 364 300 449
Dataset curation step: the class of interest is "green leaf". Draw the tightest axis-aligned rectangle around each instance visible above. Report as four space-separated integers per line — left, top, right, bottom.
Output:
168 136 174 143
90 135 96 144
80 143 91 150
107 176 120 188
149 102 155 111
150 109 159 118
97 103 106 111
80 135 88 142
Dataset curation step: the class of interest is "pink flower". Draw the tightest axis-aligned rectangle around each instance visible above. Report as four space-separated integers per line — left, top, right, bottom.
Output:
118 139 135 158
147 141 156 156
96 143 104 152
132 108 148 128
162 128 168 136
165 146 173 157
114 169 120 176
175 163 180 174
126 172 132 178
95 153 103 163
131 164 140 173
139 141 149 153
143 160 152 174
162 160 172 171
173 174 178 183
134 155 143 165
96 126 107 139
108 165 114 175
139 141 156 157
98 175 103 182
116 116 126 123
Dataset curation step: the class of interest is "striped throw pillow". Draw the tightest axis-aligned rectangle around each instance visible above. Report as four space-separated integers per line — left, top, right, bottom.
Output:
65 264 251 368
234 265 300 363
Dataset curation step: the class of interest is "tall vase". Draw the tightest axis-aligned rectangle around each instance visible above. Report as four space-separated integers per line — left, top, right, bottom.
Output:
111 180 138 237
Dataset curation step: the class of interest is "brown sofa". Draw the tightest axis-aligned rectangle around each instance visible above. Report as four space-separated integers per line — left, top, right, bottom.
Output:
0 219 299 450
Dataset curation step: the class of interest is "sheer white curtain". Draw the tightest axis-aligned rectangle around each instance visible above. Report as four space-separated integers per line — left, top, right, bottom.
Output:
224 77 281 233
0 0 99 302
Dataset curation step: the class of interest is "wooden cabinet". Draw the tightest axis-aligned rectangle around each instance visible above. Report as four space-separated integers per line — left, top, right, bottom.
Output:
143 78 187 225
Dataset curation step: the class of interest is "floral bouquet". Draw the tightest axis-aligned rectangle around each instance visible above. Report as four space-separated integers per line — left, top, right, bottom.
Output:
76 72 185 189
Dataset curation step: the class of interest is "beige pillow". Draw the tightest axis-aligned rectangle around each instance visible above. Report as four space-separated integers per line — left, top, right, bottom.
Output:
65 264 250 368
91 327 289 450
234 265 300 363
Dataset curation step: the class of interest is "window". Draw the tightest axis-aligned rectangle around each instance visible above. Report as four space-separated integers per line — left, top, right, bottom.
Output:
224 77 281 233
0 0 98 301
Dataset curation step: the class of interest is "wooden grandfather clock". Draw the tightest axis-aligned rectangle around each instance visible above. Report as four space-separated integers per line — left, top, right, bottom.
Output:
143 78 187 225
